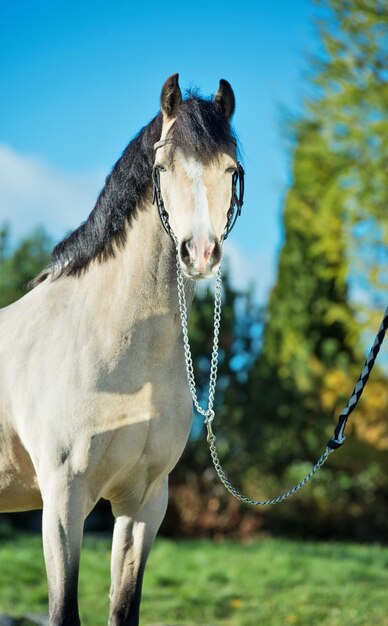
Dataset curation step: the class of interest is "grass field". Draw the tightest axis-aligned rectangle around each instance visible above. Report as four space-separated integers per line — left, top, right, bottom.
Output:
0 531 387 626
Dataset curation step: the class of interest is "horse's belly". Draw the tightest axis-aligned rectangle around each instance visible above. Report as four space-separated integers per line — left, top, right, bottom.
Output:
0 429 42 512
0 471 42 512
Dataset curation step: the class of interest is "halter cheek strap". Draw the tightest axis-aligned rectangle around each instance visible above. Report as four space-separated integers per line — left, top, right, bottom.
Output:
152 138 245 240
152 165 172 237
223 163 244 240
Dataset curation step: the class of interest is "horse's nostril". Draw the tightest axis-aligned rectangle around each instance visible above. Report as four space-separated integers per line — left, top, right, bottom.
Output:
212 240 221 265
180 240 191 264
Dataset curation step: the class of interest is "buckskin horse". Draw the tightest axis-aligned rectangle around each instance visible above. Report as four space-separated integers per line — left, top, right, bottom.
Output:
0 74 242 625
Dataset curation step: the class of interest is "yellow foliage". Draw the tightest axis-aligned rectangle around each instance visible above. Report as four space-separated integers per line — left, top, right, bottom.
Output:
353 378 388 450
320 368 351 413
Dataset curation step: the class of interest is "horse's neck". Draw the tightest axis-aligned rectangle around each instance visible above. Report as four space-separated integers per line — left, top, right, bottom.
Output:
65 200 193 354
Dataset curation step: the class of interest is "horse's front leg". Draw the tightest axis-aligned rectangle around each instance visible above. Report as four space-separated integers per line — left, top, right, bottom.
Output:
108 478 168 626
41 472 90 626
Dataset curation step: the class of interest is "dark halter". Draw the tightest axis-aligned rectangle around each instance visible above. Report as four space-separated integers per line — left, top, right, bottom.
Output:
152 139 244 240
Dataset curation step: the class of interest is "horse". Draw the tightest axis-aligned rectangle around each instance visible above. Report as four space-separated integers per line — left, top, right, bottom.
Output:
0 73 242 626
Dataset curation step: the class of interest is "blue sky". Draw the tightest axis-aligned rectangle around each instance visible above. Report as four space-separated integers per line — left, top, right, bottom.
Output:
0 0 319 301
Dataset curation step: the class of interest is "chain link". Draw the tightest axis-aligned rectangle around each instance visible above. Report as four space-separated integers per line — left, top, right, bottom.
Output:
175 245 222 419
175 246 332 506
208 441 332 505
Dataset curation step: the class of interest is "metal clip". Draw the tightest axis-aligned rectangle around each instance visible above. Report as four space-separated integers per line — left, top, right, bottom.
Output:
205 409 215 443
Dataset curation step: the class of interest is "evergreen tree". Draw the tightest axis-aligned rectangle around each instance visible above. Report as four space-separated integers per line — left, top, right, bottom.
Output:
250 120 361 470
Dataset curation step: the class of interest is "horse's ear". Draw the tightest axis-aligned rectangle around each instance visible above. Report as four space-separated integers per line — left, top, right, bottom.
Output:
160 73 182 120
214 79 235 121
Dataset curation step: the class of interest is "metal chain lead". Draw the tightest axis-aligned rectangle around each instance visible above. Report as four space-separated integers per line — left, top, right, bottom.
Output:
175 247 332 506
175 245 222 422
208 441 332 506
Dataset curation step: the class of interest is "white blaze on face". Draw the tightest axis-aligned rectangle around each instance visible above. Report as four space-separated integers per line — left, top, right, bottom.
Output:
181 157 211 235
180 156 215 274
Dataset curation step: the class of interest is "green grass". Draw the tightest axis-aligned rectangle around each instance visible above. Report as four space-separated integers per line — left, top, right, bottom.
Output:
0 531 388 625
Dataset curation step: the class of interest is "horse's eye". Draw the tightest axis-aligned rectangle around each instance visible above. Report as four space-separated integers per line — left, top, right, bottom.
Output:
156 164 167 173
225 166 237 174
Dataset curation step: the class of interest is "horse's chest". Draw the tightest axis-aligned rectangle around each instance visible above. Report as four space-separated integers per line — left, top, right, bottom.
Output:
85 381 193 501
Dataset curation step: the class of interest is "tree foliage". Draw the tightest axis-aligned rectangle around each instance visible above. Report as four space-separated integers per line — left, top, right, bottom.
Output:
240 0 388 539
250 123 361 467
0 225 51 308
311 0 388 307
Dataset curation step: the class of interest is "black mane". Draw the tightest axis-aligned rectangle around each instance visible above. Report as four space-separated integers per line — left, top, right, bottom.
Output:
45 93 236 281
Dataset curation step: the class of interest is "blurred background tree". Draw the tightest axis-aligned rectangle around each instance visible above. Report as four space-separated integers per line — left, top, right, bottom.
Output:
239 0 388 539
0 225 51 308
167 0 388 540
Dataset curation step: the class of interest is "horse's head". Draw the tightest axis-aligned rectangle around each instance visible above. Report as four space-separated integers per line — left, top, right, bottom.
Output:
153 74 243 280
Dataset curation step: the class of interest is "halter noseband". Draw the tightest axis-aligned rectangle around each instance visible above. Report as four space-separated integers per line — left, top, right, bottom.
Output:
152 139 244 240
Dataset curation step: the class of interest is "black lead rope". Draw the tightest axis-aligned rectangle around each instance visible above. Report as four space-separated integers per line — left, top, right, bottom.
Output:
327 306 388 450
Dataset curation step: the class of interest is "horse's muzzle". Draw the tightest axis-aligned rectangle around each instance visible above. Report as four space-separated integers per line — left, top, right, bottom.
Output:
179 236 221 279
